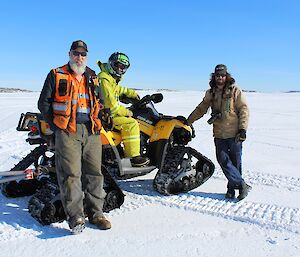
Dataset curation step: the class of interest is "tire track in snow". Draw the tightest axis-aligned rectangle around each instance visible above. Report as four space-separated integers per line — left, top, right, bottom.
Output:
212 168 300 192
251 140 300 150
119 192 300 234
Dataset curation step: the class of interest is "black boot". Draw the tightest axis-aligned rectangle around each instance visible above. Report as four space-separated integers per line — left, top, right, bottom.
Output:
225 188 235 199
237 183 252 201
130 156 150 167
69 216 85 234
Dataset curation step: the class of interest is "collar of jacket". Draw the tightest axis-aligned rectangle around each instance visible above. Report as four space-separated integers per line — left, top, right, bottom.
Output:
211 84 234 100
97 60 104 71
97 60 123 84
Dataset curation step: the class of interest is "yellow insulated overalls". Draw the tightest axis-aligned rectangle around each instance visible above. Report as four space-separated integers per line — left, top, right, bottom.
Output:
97 62 140 157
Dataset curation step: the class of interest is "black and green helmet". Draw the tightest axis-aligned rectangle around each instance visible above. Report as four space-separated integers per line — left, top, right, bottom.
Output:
107 52 130 77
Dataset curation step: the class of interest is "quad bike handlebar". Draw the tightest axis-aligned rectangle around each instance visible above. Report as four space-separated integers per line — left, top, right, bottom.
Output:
120 93 163 110
120 93 195 137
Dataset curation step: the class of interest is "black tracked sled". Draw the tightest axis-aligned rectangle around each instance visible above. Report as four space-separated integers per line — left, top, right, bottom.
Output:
1 112 125 225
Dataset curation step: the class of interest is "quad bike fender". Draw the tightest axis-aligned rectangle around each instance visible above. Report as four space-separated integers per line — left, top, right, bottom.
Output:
100 128 122 146
138 120 155 137
149 119 191 142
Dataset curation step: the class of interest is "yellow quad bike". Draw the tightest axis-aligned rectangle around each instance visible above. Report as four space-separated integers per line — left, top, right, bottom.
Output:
100 93 215 195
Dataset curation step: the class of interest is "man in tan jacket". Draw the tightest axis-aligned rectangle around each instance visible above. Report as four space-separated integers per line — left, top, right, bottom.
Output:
187 64 251 200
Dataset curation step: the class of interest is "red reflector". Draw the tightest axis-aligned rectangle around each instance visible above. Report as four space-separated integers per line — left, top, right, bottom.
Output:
31 125 38 133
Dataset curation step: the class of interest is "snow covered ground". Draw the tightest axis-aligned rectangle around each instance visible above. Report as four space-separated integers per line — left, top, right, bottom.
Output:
0 91 299 257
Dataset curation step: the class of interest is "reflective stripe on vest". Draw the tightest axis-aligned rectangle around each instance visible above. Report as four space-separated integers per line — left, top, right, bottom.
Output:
53 102 68 112
77 107 91 114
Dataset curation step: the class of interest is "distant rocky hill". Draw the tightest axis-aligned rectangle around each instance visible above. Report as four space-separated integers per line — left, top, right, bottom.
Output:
243 90 257 92
0 87 32 93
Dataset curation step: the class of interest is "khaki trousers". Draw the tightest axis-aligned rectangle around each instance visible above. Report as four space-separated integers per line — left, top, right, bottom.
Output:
55 124 105 220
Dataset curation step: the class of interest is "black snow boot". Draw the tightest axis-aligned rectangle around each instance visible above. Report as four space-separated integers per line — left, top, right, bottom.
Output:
130 156 150 167
225 188 235 199
237 183 252 201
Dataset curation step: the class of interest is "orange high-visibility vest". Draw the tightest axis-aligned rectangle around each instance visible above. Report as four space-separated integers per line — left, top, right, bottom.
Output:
52 64 102 133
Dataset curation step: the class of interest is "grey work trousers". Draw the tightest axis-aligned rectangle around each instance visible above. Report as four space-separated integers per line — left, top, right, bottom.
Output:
55 123 105 220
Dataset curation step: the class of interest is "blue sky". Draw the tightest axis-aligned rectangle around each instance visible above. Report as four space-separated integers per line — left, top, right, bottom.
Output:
0 0 299 92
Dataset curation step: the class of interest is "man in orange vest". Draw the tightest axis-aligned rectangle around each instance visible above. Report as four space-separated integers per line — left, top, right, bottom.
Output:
38 40 111 234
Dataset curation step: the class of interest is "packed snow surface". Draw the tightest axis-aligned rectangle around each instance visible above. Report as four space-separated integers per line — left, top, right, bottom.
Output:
0 91 299 257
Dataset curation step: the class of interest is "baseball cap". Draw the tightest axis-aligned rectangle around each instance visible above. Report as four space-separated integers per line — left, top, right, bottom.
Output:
70 40 88 52
214 64 227 75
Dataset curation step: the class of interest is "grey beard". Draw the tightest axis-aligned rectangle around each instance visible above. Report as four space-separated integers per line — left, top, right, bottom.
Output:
69 58 87 75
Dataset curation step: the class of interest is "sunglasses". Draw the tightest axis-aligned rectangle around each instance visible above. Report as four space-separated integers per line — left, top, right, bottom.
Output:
72 51 87 57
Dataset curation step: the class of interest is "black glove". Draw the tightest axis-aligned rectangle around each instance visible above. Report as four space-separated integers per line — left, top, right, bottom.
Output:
236 129 246 142
99 108 114 131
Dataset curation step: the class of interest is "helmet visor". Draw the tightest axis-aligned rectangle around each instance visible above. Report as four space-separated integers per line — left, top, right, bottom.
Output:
112 61 128 75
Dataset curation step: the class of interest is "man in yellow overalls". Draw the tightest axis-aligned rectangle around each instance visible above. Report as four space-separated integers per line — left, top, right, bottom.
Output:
97 52 150 167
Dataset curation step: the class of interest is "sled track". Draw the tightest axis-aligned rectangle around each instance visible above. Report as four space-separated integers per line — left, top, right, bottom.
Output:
212 168 300 192
118 192 300 234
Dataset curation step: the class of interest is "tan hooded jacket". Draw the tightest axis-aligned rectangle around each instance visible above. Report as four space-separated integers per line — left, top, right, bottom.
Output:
187 84 249 139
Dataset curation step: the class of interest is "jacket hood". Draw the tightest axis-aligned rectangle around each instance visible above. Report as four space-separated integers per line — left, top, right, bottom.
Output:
96 60 107 72
96 60 122 83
